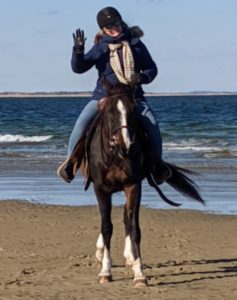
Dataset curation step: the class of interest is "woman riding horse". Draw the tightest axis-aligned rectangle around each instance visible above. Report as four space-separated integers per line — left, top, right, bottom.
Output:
56 7 204 286
57 6 171 183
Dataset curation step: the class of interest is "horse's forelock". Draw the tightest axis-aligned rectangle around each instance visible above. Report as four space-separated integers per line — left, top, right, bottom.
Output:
104 94 135 118
104 81 129 97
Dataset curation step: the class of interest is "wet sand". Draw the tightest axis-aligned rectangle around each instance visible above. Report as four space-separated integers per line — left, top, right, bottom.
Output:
0 200 237 299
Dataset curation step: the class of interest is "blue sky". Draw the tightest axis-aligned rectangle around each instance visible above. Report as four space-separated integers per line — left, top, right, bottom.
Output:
0 0 236 93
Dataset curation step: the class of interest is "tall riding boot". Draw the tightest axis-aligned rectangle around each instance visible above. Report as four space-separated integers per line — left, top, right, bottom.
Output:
57 136 86 183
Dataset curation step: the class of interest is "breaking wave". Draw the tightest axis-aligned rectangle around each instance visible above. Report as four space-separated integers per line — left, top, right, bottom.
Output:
0 134 53 143
164 138 237 157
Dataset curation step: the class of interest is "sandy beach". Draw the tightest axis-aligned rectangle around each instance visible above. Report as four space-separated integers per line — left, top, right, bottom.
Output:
0 201 236 299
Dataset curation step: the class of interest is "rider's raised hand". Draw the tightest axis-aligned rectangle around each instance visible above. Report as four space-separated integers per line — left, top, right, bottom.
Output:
73 29 87 52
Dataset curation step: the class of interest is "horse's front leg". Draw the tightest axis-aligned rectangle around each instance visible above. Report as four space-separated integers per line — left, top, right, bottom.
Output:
124 183 147 287
94 185 113 283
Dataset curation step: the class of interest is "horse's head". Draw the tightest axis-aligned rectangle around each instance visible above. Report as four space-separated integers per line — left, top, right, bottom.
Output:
102 82 138 158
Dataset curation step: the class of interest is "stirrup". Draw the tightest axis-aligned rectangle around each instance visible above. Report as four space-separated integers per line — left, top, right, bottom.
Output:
57 136 86 183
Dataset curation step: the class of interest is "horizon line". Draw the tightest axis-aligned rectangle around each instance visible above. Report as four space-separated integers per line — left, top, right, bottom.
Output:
0 90 237 97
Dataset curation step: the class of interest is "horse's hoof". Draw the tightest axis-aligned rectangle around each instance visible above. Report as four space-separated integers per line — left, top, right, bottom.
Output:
98 275 112 283
134 278 148 288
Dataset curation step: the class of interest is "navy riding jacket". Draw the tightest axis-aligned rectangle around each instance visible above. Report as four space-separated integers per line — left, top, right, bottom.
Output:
71 27 158 100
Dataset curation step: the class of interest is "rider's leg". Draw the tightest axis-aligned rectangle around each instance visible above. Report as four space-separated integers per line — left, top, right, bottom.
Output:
57 99 99 182
67 100 99 156
136 99 172 182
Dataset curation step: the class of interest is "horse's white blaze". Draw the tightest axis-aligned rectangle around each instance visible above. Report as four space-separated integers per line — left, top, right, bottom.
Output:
96 233 104 263
99 246 112 277
124 235 134 266
117 100 131 150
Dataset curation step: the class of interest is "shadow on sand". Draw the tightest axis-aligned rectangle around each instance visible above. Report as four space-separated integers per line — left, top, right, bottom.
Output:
143 257 237 286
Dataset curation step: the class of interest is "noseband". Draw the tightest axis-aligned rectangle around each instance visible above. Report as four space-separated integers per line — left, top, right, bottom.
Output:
109 125 135 148
112 125 130 135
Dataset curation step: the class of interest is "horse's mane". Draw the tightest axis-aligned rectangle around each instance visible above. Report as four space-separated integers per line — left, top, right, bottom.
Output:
104 82 137 112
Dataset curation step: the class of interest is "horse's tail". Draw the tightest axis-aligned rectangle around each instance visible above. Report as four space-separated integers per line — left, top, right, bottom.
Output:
147 162 204 206
165 162 204 204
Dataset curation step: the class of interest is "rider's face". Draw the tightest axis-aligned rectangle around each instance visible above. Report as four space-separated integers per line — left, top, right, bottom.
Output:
103 21 123 37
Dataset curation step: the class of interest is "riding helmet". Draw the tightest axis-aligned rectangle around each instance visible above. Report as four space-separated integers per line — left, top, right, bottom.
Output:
97 7 122 28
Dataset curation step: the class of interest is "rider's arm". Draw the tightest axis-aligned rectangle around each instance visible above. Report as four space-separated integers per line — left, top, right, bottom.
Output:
71 39 107 74
71 45 97 73
137 41 158 84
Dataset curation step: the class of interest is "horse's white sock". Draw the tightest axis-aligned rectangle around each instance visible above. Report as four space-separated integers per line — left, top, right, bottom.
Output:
124 235 134 266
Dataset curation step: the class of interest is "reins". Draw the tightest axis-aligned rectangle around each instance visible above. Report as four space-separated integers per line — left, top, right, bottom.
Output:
111 125 130 135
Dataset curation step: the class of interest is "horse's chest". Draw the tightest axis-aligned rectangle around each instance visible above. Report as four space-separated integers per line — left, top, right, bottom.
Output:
105 162 141 187
105 165 129 184
104 166 133 186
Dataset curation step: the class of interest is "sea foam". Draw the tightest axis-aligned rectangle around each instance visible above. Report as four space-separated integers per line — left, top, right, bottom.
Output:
0 134 53 143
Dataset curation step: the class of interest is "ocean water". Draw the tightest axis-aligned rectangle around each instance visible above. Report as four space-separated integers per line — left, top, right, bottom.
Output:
0 95 236 214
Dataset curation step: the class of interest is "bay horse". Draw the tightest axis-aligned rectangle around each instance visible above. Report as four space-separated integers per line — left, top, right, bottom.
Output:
81 81 204 287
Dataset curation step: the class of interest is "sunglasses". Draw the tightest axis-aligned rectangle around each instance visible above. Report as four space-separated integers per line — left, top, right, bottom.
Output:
104 20 122 30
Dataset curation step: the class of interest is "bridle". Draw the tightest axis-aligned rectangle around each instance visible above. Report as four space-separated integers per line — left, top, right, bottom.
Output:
109 125 135 147
101 90 137 149
112 125 131 135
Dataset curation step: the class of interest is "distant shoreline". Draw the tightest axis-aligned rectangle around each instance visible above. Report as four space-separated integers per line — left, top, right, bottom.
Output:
0 91 237 98
0 93 92 98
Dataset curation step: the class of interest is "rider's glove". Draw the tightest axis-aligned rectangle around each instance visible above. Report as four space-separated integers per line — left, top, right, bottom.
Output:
129 73 149 86
72 29 87 53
